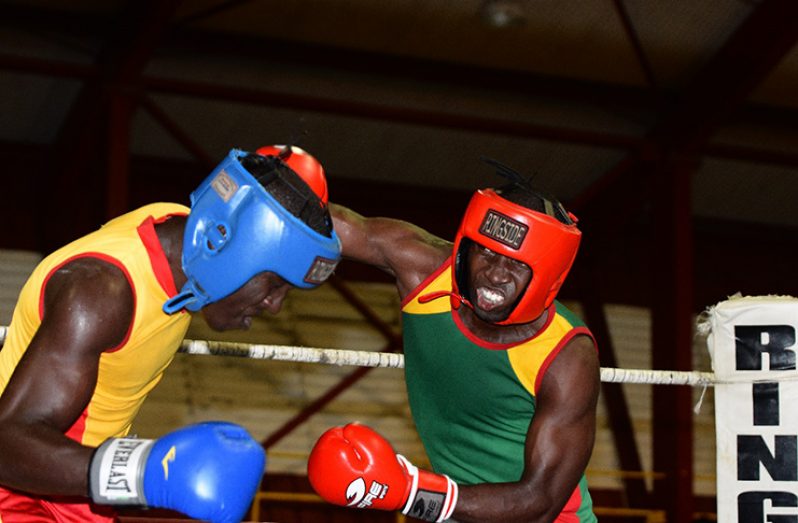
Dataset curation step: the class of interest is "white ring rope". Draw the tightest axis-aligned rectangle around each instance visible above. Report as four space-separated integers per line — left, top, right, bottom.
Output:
180 339 407 369
180 339 717 385
0 324 716 386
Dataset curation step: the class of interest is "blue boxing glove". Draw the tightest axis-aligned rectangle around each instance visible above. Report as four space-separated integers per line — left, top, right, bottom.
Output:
90 421 265 523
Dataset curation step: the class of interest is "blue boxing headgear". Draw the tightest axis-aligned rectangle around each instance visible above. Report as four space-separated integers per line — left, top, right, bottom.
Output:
163 149 341 314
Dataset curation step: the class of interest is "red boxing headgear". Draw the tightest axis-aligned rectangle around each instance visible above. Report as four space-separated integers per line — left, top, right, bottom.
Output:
256 145 328 204
452 188 581 325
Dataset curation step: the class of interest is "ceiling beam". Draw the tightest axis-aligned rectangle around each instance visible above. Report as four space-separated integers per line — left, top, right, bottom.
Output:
2 54 797 170
2 3 798 166
611 0 659 91
0 2 661 109
42 1 182 250
575 0 798 217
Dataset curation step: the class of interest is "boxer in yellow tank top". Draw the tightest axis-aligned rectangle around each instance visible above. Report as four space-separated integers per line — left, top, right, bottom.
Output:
308 159 599 522
0 147 341 523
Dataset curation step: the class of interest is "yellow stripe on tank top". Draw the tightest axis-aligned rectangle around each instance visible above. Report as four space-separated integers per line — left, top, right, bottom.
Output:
507 312 575 396
402 266 453 315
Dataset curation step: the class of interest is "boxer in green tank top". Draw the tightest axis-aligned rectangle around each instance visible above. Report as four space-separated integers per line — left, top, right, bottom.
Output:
310 159 599 523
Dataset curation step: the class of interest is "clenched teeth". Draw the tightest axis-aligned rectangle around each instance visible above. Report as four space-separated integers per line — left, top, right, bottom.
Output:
477 287 505 305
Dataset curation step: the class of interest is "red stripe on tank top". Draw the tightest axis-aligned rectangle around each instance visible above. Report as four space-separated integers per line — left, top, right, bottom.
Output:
38 253 137 444
555 485 582 522
137 213 185 299
534 326 594 393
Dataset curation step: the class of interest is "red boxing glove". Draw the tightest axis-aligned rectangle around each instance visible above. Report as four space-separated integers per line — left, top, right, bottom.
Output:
308 423 458 522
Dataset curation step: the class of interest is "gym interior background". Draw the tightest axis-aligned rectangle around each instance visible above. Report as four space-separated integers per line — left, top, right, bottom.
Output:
1 1 798 521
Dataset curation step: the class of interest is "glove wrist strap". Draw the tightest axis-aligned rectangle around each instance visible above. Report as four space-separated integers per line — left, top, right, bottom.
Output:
89 437 154 505
397 454 459 522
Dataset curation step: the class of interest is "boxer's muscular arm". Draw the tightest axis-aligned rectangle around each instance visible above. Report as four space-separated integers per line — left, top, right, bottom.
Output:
0 258 133 495
454 335 600 522
309 337 599 523
330 203 451 298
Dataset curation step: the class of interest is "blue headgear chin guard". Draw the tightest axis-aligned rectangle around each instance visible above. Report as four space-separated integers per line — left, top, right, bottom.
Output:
163 149 341 314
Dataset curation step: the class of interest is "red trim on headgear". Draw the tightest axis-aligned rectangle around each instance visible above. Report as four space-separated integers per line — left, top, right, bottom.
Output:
256 145 329 203
452 189 581 325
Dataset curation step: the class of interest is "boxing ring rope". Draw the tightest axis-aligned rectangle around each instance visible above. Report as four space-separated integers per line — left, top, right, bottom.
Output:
176 338 717 386
0 325 714 386
11 295 785 523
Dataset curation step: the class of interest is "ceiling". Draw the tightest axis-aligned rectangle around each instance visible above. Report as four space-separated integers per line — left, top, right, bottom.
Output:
1 0 798 305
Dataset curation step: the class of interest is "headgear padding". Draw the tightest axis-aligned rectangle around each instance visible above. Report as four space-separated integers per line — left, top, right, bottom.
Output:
163 149 341 314
452 188 581 325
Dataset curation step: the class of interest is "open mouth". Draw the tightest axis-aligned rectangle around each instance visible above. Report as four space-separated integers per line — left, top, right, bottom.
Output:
476 286 507 311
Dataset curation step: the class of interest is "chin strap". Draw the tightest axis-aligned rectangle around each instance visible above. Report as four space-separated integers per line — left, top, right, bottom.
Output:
418 290 473 311
162 289 201 314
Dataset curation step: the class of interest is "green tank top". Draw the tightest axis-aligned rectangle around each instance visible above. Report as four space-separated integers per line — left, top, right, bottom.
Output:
401 259 596 522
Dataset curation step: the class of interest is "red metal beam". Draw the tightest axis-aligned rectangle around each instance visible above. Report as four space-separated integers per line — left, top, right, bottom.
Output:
4 52 798 170
106 94 134 219
261 276 402 449
0 2 659 111
575 253 651 506
261 363 386 451
568 1 798 518
650 153 699 522
143 75 641 151
572 0 798 215
166 29 660 112
0 53 97 79
327 278 403 347
8 50 798 177
43 1 182 251
139 95 217 170
8 47 798 173
650 1 798 153
611 0 659 90
703 142 798 169
175 0 256 25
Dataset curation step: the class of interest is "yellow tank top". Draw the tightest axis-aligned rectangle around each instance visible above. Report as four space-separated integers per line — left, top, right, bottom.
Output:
0 203 191 447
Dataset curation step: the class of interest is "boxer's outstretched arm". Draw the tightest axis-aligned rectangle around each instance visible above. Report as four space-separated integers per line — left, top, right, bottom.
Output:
329 203 451 298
